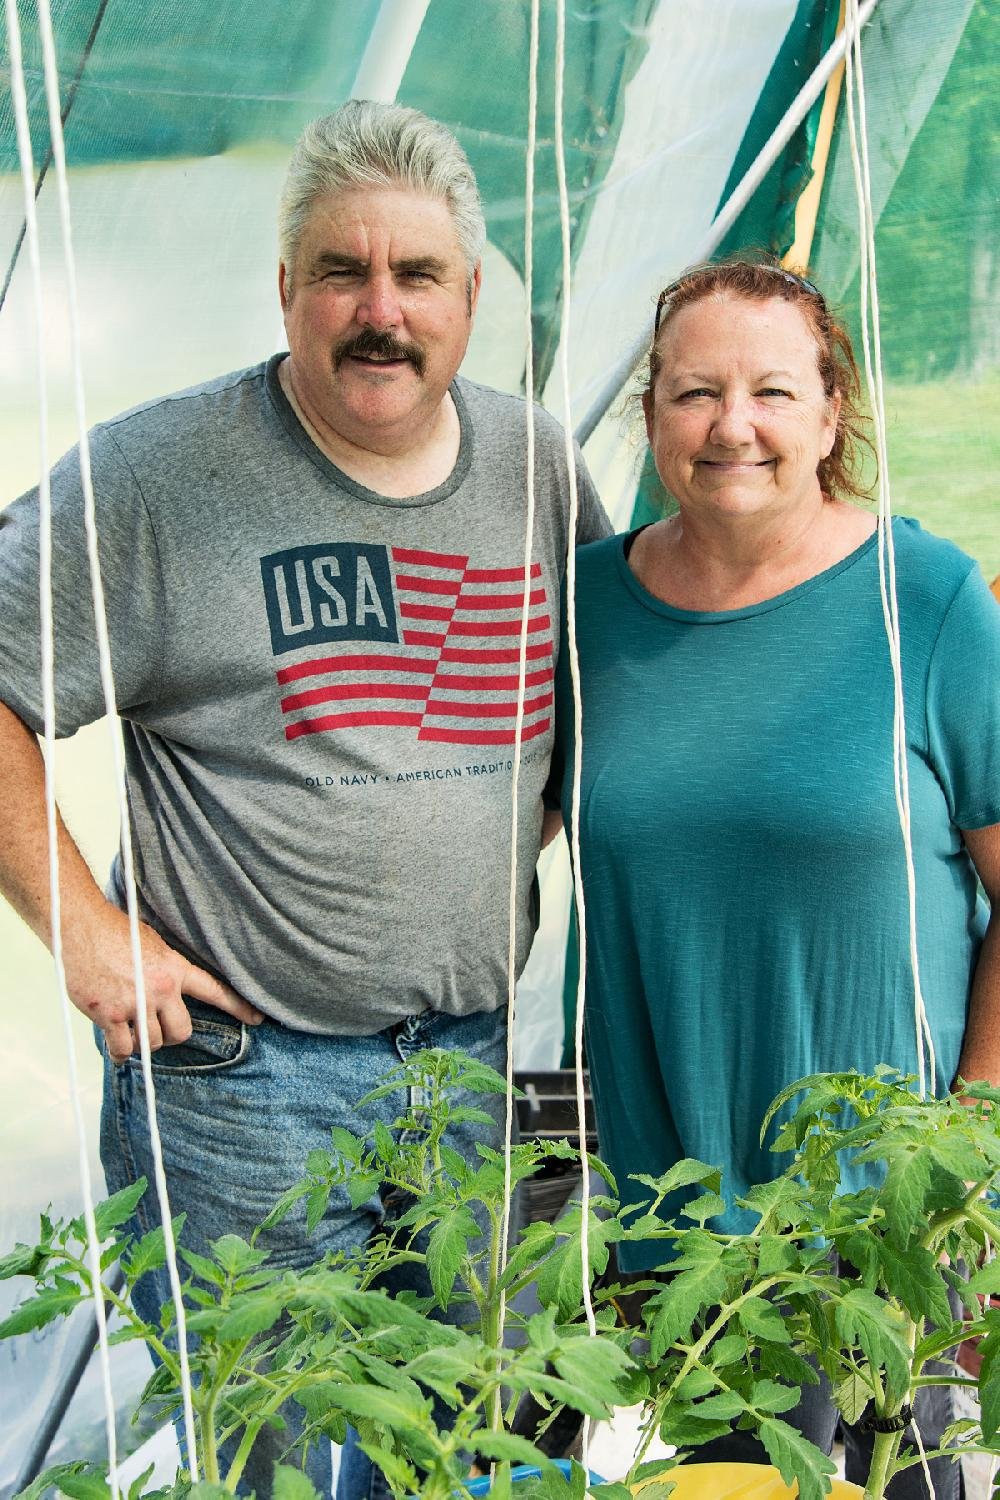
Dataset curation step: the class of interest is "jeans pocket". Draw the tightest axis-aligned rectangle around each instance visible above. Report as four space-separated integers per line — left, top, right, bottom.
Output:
125 999 249 1075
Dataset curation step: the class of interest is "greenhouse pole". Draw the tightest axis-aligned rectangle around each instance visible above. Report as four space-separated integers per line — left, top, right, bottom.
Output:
574 0 882 445
350 0 432 102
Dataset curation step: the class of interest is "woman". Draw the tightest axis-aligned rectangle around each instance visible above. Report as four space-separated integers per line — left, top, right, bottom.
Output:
551 259 1000 1494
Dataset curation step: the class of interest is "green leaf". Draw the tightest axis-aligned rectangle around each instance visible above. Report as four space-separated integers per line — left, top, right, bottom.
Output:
359 1445 419 1496
834 1288 912 1404
347 1172 382 1210
689 1390 746 1420
15 1464 102 1500
968 1262 1000 1297
550 1335 633 1418
0 1288 81 1337
646 1233 730 1358
272 1465 321 1500
471 1429 553 1470
372 1120 395 1161
209 1234 266 1277
749 1379 801 1415
58 1474 114 1500
305 1184 331 1235
875 1144 935 1245
834 1370 874 1425
188 1485 234 1500
500 1221 557 1291
92 1179 148 1239
330 1125 362 1158
876 1239 953 1328
179 1246 226 1288
122 1215 185 1283
707 1332 748 1368
979 1325 1000 1443
404 1346 476 1403
682 1192 727 1226
216 1290 286 1343
758 1416 838 1500
426 1206 478 1309
629 1159 722 1200
0 1242 49 1280
738 1295 792 1344
322 1382 430 1433
658 1403 734 1448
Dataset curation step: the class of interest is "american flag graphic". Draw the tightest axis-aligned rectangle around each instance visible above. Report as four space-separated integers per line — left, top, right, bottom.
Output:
269 545 553 747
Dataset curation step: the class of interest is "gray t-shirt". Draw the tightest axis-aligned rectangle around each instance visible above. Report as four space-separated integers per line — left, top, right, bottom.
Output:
0 358 610 1033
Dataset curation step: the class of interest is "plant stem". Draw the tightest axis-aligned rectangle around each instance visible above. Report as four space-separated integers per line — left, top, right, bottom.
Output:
863 1429 904 1500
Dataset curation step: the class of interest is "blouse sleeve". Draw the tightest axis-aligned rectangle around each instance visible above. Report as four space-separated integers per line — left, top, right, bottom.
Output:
925 565 1000 830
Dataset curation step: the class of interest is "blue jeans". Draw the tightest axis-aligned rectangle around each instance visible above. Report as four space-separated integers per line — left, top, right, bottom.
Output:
100 1002 512 1499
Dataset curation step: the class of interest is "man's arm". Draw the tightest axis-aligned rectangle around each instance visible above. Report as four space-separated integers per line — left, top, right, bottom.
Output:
954 822 1000 1088
0 699 263 1063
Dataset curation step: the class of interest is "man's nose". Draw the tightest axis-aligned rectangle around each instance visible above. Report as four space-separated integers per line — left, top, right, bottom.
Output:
356 273 403 329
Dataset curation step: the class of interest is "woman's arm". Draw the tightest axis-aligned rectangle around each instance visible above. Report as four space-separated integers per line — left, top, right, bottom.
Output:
954 823 1000 1088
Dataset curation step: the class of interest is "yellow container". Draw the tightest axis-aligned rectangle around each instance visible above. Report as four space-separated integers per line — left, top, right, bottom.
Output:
631 1463 864 1498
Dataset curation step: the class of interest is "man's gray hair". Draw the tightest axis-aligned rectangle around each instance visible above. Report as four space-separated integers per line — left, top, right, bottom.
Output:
279 100 486 285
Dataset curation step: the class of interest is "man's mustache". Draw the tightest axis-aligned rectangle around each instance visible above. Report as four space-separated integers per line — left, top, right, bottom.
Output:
335 328 425 376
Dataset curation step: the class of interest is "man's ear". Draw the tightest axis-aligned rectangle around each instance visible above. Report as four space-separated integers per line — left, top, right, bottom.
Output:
468 261 483 319
278 261 291 313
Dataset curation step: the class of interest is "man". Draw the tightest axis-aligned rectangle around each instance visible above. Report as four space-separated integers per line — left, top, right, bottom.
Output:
0 102 609 1495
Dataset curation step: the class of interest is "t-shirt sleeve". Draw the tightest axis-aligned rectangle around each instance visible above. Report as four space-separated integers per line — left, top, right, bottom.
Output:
0 427 167 737
925 566 1000 830
573 442 613 544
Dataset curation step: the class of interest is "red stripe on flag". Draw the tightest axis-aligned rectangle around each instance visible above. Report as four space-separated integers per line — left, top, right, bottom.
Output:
281 681 431 712
432 668 553 691
401 602 454 621
286 710 423 740
448 615 550 637
277 654 437 685
439 642 552 664
455 589 546 611
395 573 463 596
404 629 446 646
423 691 553 720
392 546 467 569
418 719 550 746
464 564 542 583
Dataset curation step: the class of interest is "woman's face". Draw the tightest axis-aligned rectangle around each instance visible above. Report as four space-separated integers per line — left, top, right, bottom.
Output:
644 293 841 524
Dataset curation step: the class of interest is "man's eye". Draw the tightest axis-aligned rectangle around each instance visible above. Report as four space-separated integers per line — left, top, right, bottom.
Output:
400 270 433 284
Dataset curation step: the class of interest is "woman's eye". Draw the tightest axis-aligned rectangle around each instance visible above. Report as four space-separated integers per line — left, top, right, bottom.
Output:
758 387 792 399
677 388 715 401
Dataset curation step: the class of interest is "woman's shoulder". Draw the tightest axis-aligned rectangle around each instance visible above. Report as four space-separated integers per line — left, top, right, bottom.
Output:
892 515 986 602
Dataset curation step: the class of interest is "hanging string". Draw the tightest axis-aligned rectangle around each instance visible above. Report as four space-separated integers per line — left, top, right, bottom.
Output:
495 0 541 1422
30 0 200 1470
3 3 121 1494
843 0 936 1101
553 9 598 1481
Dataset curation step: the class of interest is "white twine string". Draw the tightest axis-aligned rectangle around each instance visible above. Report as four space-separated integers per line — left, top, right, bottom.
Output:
3 3 120 1494
497 0 541 1362
843 0 936 1101
553 9 598 1482
30 0 200 1470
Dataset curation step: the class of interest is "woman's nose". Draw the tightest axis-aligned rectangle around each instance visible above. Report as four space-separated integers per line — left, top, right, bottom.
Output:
710 396 755 446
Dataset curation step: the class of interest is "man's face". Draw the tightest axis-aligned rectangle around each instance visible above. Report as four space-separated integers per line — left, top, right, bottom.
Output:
279 185 481 453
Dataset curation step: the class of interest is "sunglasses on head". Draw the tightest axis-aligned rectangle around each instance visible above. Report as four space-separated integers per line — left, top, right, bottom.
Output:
653 266 825 334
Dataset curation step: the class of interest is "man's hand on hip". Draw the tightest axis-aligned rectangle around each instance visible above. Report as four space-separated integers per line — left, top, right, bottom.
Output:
64 903 265 1064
